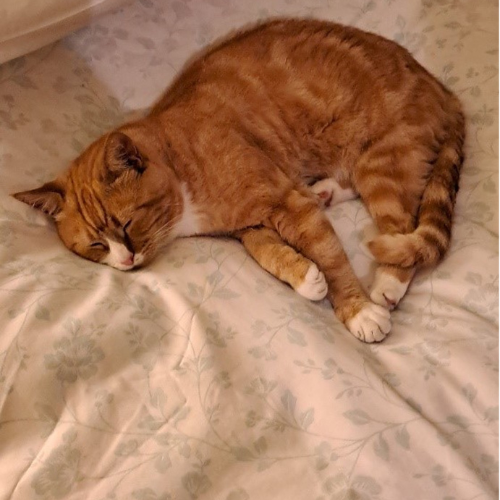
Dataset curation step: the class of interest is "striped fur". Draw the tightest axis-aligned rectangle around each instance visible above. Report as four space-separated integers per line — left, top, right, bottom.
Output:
368 111 465 267
13 18 465 340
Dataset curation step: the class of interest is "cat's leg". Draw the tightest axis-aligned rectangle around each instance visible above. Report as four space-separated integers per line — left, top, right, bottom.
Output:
353 143 424 309
309 178 358 209
237 227 328 301
266 189 391 343
363 205 416 309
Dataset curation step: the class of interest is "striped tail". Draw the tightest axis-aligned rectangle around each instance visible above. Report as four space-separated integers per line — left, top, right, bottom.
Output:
368 104 465 268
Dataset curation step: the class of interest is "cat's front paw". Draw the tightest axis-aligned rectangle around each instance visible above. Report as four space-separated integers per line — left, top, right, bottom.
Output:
295 263 328 301
345 303 391 343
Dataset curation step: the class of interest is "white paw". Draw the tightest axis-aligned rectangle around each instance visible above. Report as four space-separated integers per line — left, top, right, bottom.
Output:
370 271 410 310
310 179 335 208
346 303 391 343
310 178 357 208
295 263 328 301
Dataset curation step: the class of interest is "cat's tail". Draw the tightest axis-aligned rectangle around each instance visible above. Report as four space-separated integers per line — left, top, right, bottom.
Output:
368 102 465 268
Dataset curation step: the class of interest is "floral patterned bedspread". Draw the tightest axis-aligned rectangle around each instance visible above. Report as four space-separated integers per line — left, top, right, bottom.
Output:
0 1 497 499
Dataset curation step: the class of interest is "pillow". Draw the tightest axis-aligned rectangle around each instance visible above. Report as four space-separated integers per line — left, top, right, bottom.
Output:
0 0 132 64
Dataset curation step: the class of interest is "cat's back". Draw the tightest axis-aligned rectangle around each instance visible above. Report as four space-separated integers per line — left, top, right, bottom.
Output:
152 18 439 116
150 17 462 181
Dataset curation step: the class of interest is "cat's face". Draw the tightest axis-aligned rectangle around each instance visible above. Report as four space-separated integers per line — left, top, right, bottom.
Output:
13 131 182 270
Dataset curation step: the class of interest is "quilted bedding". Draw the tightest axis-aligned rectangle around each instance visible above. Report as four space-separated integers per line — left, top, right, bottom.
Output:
0 1 498 499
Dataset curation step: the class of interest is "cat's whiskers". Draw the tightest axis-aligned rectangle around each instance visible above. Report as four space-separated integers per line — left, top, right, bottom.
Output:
144 216 182 255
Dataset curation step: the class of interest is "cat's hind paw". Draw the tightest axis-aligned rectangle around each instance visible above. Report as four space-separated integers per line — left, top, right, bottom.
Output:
370 270 411 310
295 263 328 301
346 303 391 343
311 179 334 208
310 178 357 209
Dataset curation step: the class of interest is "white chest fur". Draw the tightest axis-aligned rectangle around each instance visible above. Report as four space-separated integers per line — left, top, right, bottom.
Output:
174 183 203 237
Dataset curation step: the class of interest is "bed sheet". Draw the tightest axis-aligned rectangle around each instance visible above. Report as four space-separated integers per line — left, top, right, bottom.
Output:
0 1 498 499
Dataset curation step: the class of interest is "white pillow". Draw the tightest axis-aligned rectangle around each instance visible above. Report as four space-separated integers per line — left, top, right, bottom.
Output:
0 0 132 64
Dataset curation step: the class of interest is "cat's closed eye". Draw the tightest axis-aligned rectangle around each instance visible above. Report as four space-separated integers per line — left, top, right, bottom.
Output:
122 219 133 245
90 242 108 250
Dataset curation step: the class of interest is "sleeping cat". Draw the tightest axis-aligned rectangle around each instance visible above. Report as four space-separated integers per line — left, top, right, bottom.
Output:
13 18 465 343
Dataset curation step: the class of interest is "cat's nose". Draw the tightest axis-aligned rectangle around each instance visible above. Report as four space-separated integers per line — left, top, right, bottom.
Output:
121 253 134 267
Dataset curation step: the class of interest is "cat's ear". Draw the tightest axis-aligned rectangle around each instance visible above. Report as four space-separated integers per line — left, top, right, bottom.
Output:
105 132 145 182
12 181 65 218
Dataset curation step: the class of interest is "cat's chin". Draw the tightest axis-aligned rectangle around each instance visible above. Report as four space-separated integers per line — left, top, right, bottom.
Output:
108 263 136 272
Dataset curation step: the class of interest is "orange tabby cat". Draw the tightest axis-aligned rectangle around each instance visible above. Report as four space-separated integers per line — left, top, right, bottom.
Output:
13 18 465 343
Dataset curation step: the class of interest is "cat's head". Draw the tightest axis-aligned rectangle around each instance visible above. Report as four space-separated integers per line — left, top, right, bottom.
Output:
13 130 182 270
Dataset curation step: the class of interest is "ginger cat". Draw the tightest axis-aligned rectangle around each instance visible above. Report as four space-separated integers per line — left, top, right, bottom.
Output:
13 19 465 343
